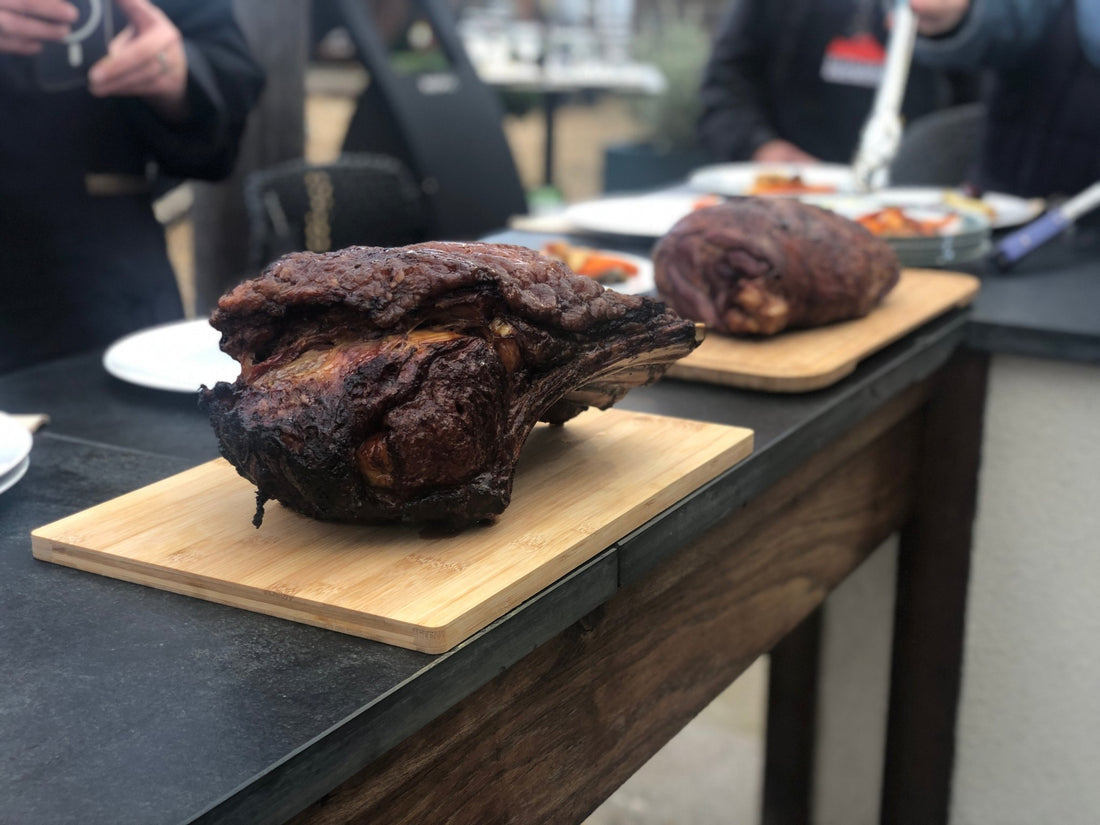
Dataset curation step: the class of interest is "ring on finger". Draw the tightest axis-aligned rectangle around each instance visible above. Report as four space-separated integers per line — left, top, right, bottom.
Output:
156 50 169 74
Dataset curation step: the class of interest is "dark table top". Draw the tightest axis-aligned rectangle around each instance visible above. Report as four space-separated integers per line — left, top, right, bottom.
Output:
965 224 1100 364
0 226 1095 825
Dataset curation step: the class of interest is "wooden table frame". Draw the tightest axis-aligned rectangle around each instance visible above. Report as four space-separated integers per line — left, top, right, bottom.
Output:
288 350 988 825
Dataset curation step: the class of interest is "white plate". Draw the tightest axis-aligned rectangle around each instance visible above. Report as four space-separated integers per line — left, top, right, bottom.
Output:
688 172 1042 230
537 245 654 295
0 411 33 481
103 319 239 393
802 193 992 267
844 187 1042 230
0 455 30 496
587 251 655 295
803 193 991 237
980 191 1046 229
688 162 857 197
562 192 707 239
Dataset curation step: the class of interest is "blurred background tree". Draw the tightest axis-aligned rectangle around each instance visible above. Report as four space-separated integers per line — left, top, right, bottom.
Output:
629 11 710 153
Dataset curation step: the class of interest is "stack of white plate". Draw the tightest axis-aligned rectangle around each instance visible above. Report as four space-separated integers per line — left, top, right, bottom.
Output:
884 216 991 267
0 412 32 495
800 193 993 268
683 163 1047 267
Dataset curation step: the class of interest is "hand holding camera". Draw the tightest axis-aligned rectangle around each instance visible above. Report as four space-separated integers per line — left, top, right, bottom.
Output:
2 0 187 118
88 0 188 119
0 0 78 55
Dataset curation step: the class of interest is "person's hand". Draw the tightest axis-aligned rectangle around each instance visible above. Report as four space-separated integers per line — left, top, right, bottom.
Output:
909 0 971 37
752 139 819 165
87 0 188 120
0 0 77 55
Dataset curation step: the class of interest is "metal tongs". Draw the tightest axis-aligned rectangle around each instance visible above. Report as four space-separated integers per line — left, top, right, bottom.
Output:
851 1 918 192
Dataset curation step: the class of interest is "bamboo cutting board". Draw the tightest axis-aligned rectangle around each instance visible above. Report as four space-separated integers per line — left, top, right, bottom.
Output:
666 269 980 392
32 409 752 653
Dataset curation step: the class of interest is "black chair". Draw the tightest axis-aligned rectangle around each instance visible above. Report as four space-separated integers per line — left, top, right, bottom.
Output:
889 103 987 187
243 152 428 272
334 0 528 240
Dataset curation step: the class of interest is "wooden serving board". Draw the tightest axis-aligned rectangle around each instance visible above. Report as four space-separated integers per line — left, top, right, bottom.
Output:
666 268 980 392
31 409 752 653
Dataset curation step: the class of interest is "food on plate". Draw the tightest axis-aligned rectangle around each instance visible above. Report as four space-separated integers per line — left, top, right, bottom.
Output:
539 240 640 284
200 241 700 529
692 194 725 210
748 173 838 196
941 190 996 220
653 198 900 336
854 205 959 237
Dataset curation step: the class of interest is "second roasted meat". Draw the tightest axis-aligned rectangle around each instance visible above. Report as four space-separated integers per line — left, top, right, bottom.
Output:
653 198 901 335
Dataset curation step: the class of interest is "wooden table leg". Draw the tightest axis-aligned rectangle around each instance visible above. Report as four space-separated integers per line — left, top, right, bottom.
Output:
881 349 990 824
762 607 823 825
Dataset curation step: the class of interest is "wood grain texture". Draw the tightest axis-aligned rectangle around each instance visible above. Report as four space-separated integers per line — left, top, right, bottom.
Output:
666 269 980 392
882 349 989 824
763 608 822 825
287 399 924 825
31 409 752 653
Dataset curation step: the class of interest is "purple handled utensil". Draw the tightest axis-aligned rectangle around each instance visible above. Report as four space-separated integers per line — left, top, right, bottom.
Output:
994 181 1100 268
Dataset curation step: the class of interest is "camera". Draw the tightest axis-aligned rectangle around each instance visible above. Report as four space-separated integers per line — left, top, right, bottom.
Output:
35 0 116 91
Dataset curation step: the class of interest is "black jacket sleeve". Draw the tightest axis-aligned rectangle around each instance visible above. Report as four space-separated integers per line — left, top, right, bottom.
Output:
696 0 778 161
119 0 265 181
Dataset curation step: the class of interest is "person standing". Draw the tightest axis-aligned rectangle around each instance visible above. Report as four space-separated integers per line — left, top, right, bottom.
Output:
696 0 975 165
911 0 1100 198
0 0 264 372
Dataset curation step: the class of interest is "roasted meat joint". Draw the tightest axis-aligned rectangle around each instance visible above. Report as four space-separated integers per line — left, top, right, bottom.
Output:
654 198 901 336
200 241 701 528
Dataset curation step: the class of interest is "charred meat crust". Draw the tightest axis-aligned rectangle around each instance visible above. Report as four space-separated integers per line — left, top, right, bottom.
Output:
653 198 901 336
200 241 699 528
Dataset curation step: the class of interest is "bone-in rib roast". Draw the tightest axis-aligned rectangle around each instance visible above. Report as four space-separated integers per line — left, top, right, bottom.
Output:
200 241 700 528
654 198 901 336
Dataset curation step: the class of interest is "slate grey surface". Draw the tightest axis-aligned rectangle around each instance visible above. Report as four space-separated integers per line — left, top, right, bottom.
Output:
0 354 222 462
965 225 1100 363
1 434 615 825
2 226 1097 824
